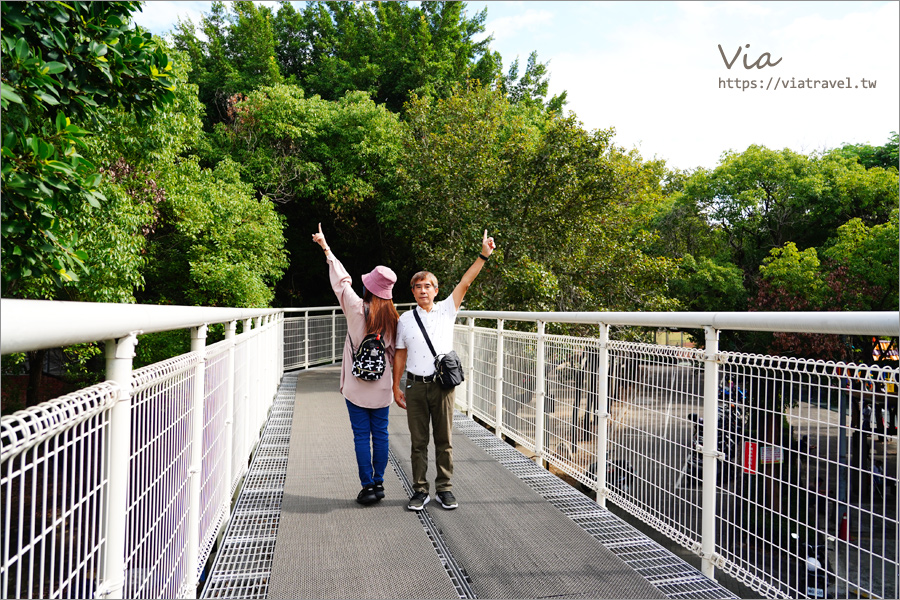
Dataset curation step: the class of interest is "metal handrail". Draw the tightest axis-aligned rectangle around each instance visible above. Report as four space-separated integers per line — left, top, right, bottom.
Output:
458 310 899 336
0 299 282 355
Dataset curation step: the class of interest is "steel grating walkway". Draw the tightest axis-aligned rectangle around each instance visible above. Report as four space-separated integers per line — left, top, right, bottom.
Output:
202 367 736 599
201 373 298 599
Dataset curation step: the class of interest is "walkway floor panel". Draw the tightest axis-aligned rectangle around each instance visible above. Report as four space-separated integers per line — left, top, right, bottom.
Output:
388 408 667 600
212 367 735 600
267 367 458 599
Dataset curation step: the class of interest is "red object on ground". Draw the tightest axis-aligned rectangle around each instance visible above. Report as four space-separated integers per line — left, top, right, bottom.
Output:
838 512 850 541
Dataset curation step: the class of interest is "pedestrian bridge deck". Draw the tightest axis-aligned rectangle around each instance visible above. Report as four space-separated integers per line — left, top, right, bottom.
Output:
202 368 736 599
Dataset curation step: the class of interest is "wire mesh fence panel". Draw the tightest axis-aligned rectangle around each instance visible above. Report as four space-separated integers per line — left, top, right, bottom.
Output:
1 303 287 600
282 318 305 371
263 321 280 402
2 301 895 600
541 334 601 489
232 334 251 491
711 355 899 600
501 331 538 451
605 341 706 557
199 341 232 578
335 317 348 363
454 317 896 600
307 316 336 366
452 326 470 411
247 333 265 448
468 328 498 425
127 354 197 599
1 383 117 600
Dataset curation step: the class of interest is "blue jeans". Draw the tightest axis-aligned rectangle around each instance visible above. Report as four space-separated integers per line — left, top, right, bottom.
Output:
345 399 390 487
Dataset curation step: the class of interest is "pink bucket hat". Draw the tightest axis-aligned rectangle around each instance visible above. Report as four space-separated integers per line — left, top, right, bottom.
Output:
361 265 397 300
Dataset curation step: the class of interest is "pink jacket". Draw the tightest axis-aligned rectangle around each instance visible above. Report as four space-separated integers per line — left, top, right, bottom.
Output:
327 253 395 408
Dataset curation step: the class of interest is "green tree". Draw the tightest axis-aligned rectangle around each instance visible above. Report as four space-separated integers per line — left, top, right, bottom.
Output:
1 0 176 294
208 84 405 305
141 158 288 308
809 150 898 244
502 51 568 112
669 254 746 312
683 146 820 284
836 131 899 171
751 211 898 361
758 242 826 306
822 210 899 313
392 83 676 313
171 0 282 126
273 1 499 112
28 44 207 305
646 189 729 261
678 144 899 293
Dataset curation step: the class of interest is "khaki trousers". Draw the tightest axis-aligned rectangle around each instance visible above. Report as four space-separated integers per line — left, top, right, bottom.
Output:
406 379 455 493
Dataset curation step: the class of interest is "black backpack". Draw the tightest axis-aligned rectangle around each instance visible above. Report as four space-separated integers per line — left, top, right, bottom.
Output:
349 333 386 381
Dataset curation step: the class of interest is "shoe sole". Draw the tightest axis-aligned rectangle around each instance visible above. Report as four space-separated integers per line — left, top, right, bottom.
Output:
407 495 430 511
438 500 458 509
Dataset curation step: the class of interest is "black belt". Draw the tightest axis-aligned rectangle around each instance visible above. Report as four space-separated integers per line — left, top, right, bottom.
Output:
407 372 436 383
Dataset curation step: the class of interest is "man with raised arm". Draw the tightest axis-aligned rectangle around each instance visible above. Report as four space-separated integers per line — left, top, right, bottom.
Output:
392 230 497 511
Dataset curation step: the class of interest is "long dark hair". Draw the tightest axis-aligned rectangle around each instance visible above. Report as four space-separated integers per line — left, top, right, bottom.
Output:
364 290 399 342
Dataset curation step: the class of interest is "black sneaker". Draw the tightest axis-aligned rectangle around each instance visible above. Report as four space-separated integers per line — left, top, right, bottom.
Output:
357 485 378 505
436 490 458 509
373 483 385 500
407 491 430 511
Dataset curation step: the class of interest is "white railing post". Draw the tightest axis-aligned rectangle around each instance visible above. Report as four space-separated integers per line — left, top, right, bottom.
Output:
494 319 505 437
466 317 476 415
596 324 610 508
700 325 720 579
303 310 310 368
186 324 208 598
224 321 237 493
97 332 139 599
534 321 546 461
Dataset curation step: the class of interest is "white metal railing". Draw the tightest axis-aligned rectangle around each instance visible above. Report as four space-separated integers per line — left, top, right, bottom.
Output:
452 310 898 600
281 304 416 372
3 302 897 599
1 300 285 599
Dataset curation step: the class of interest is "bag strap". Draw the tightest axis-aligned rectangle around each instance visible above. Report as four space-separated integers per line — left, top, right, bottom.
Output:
412 310 438 358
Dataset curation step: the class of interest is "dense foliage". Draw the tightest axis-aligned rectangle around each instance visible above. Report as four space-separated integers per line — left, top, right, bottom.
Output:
1 1 897 409
393 85 675 313
1 1 176 293
649 141 898 359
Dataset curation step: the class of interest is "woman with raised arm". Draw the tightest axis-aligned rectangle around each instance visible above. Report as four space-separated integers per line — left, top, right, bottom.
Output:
312 224 400 505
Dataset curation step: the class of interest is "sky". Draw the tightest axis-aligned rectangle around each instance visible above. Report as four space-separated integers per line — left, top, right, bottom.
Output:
131 1 899 171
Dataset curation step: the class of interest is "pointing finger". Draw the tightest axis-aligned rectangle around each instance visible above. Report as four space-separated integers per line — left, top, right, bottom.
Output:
318 222 323 234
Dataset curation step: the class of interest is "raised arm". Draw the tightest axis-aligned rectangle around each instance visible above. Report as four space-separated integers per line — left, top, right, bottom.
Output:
313 223 361 310
451 229 496 310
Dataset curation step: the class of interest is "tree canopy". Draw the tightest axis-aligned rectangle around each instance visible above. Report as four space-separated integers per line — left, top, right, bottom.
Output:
2 0 895 375
1 0 176 293
392 84 676 313
271 1 496 112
